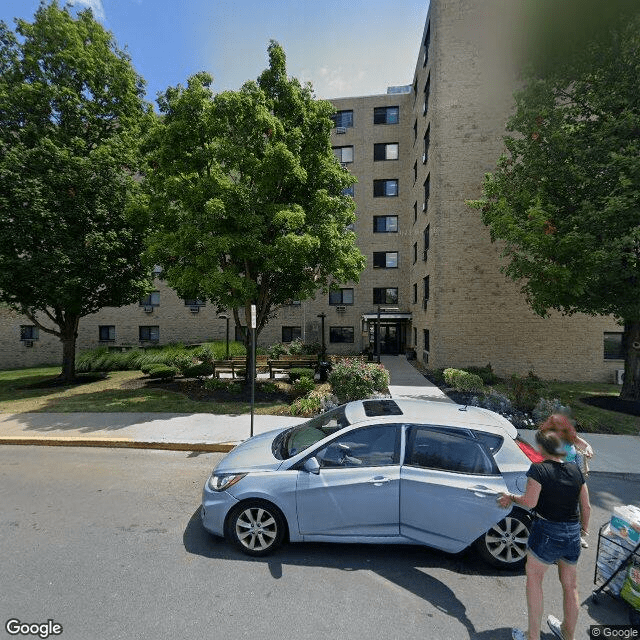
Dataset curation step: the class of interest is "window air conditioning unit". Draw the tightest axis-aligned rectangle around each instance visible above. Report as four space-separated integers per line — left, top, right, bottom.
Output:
189 306 200 313
143 305 154 313
422 350 429 364
615 369 625 385
336 127 347 134
23 340 34 347
422 201 427 211
422 153 427 164
335 305 347 313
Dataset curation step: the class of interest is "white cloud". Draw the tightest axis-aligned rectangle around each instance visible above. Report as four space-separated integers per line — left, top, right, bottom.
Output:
68 0 106 20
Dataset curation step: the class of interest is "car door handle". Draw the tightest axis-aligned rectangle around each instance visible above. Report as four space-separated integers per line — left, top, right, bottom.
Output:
467 485 500 497
369 476 391 486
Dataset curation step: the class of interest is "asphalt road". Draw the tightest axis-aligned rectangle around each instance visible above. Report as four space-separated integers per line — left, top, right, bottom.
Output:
1 447 637 640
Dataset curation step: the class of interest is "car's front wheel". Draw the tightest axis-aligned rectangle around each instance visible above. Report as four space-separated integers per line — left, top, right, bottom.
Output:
475 510 532 570
226 500 286 557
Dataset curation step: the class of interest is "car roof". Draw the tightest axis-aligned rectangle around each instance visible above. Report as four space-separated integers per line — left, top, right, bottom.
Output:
344 398 518 438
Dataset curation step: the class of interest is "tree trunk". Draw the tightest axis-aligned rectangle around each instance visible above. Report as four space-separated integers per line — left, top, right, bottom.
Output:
620 320 640 401
59 315 81 383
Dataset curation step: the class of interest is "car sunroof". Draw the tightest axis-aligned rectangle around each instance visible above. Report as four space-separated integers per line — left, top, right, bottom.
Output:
363 400 403 417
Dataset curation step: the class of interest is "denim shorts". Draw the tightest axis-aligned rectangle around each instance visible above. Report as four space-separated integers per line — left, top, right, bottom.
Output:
527 518 581 565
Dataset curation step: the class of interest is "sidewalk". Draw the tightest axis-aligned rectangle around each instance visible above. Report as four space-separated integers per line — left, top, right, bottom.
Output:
0 356 638 475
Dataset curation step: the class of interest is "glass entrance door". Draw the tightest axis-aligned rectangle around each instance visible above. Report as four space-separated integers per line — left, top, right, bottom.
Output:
370 322 401 355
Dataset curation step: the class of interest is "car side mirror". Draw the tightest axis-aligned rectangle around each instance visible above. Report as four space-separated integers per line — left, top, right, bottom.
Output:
302 457 320 475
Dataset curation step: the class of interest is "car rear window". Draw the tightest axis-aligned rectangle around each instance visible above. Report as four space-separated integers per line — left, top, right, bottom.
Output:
362 399 403 417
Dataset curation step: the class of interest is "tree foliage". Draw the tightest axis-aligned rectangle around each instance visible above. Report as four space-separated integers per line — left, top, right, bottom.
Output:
0 1 154 380
468 11 640 400
144 41 365 358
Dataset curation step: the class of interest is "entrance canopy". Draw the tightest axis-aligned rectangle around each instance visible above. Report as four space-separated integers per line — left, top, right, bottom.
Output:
362 313 412 321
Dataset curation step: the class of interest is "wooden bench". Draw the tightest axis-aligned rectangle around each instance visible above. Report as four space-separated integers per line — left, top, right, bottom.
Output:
213 355 269 378
268 355 317 378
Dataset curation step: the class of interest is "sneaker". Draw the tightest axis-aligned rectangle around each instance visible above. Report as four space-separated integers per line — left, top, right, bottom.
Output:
511 629 527 640
547 614 566 640
581 536 589 548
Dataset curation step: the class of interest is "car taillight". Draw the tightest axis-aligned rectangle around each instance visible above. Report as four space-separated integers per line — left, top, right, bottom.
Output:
516 436 544 463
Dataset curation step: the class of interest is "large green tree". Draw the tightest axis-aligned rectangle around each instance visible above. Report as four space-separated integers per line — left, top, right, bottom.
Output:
0 1 154 381
469 11 640 400
144 42 365 371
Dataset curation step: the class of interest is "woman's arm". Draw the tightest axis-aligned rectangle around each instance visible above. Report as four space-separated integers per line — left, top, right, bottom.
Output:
575 435 593 457
497 477 541 509
579 483 591 535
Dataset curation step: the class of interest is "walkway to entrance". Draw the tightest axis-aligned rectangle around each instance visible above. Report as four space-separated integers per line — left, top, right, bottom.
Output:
380 355 452 402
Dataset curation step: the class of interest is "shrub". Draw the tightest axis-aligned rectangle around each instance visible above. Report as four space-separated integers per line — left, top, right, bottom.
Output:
291 376 315 397
508 372 543 412
203 378 241 394
267 342 288 358
464 364 500 385
443 368 484 392
182 363 215 378
289 367 315 382
146 364 177 381
258 381 279 394
328 360 390 403
290 395 322 417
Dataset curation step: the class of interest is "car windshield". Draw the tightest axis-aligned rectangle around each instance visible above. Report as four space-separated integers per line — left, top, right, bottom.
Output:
274 406 351 459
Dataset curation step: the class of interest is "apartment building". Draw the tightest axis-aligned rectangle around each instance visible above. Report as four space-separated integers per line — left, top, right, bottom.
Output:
0 0 624 382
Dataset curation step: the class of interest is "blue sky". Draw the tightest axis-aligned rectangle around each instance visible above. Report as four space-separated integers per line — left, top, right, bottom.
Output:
1 0 430 107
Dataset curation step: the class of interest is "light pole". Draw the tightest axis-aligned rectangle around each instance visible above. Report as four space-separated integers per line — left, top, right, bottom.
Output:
376 305 381 363
218 314 230 360
317 313 326 360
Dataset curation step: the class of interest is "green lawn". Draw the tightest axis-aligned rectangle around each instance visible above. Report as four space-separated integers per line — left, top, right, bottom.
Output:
538 380 639 435
0 367 288 415
0 367 637 435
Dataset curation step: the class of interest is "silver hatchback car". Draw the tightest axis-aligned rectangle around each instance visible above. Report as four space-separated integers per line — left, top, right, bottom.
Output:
201 398 537 569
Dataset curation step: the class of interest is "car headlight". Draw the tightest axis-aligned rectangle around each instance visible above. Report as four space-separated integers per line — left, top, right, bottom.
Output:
207 473 247 492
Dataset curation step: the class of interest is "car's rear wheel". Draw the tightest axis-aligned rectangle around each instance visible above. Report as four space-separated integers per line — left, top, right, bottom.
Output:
475 510 532 570
226 500 286 557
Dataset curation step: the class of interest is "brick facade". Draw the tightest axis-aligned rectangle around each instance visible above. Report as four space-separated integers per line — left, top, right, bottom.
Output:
0 0 624 382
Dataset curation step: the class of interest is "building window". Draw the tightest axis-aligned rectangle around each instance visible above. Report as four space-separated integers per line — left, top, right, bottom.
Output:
282 326 302 343
373 215 398 233
423 75 430 115
332 110 353 128
373 179 398 197
333 145 354 163
413 201 418 223
423 174 430 211
604 332 624 360
139 326 159 342
342 185 354 198
140 291 160 307
374 106 399 124
423 23 431 67
99 325 116 341
235 326 247 342
423 224 430 260
413 283 418 304
413 242 418 264
20 325 39 341
423 125 430 163
413 160 418 183
373 251 398 269
373 143 399 161
423 276 430 308
184 298 206 307
329 288 354 305
373 287 398 305
424 329 430 352
413 119 418 143
330 326 355 343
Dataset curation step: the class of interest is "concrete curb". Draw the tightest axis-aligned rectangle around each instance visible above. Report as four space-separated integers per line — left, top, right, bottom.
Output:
0 436 237 453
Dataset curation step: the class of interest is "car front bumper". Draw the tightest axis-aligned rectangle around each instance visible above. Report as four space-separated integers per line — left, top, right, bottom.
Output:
201 487 239 537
